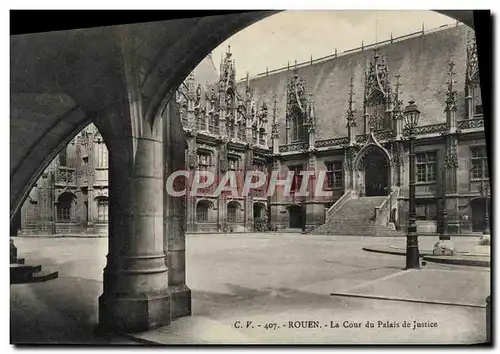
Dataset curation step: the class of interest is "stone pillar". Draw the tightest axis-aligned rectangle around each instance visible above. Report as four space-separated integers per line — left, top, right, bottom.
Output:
87 142 95 232
486 295 491 343
269 157 281 229
244 148 254 231
444 135 460 235
305 152 317 229
185 134 197 233
218 141 228 231
98 120 170 332
165 101 191 320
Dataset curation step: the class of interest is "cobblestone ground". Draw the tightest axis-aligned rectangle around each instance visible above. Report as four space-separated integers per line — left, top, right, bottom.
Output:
10 234 490 344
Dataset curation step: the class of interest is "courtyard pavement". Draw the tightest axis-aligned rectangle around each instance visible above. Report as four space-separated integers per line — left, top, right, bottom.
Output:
10 233 490 345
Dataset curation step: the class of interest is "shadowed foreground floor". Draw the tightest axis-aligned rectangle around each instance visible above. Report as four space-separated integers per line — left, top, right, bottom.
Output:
10 234 489 344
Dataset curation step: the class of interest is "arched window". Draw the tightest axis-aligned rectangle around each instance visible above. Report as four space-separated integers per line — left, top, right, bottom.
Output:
367 90 387 130
290 110 306 142
237 121 245 141
57 192 74 222
96 142 108 168
259 128 266 145
471 72 483 116
227 201 240 223
209 114 219 134
196 200 212 222
96 197 109 222
227 121 234 138
59 148 68 166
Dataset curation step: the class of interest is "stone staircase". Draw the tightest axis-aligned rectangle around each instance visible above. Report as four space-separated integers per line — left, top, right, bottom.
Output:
310 196 405 236
10 239 59 284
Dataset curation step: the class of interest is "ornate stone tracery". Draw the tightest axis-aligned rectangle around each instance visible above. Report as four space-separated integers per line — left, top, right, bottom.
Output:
364 48 392 132
285 63 315 142
465 31 479 88
445 61 458 112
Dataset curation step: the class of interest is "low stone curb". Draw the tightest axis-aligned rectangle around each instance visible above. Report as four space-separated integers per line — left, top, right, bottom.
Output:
362 246 432 257
422 255 490 268
13 234 107 239
329 292 486 309
362 247 490 267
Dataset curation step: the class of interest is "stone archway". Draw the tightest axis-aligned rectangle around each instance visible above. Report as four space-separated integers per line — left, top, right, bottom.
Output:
226 200 242 224
353 142 392 197
287 204 304 229
253 202 266 219
196 199 214 223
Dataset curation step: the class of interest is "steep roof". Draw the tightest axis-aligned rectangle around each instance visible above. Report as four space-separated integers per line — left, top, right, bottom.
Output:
236 24 471 144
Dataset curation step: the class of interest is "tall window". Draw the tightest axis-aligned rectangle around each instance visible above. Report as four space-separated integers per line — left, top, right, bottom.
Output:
196 201 210 222
97 142 108 168
367 90 387 131
237 122 245 141
326 161 343 189
254 161 266 172
290 113 306 142
227 121 235 139
259 128 265 145
97 198 108 222
228 157 240 171
416 152 437 183
252 126 258 144
290 165 303 192
227 202 239 223
208 115 219 134
59 148 68 166
252 161 266 190
197 152 212 171
470 146 489 180
57 193 73 221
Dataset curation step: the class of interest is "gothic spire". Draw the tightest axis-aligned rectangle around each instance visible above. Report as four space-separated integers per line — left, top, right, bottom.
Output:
346 76 357 127
245 71 252 99
393 72 403 117
445 61 458 112
271 95 280 139
308 94 316 134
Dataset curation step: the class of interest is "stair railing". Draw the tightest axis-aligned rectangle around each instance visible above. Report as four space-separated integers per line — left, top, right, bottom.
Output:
324 189 355 222
373 186 400 226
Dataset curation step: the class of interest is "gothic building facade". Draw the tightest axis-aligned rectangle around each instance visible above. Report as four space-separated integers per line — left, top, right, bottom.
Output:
16 23 489 236
244 24 489 235
180 23 489 235
16 124 109 236
177 49 273 232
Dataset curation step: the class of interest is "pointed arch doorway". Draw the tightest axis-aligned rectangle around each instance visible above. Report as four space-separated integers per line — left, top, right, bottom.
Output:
354 143 392 197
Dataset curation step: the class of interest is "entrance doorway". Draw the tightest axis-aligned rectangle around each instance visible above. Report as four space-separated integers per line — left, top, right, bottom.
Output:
253 203 266 219
288 205 304 229
470 197 489 232
363 149 390 196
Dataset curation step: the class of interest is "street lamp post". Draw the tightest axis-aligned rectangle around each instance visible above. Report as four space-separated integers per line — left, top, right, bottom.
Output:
440 166 450 240
481 180 490 236
403 101 421 269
